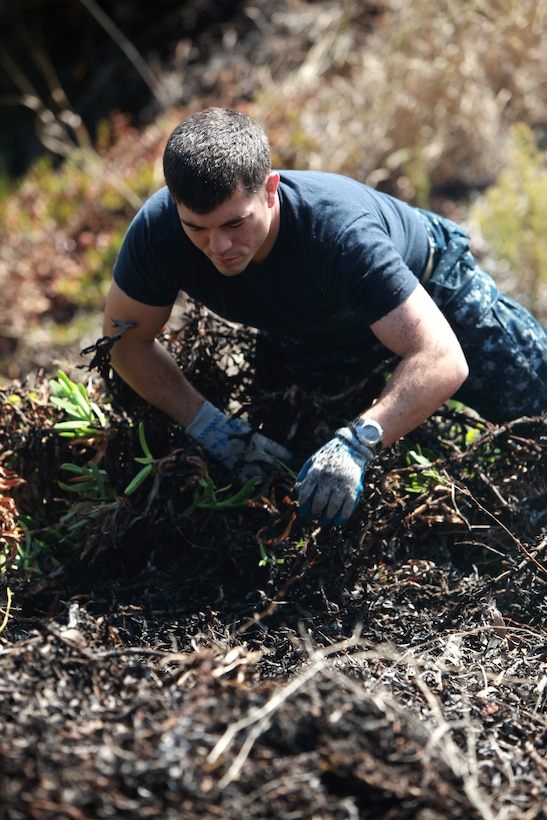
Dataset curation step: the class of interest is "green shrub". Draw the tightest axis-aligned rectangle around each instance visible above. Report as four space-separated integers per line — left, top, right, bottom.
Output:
471 123 547 318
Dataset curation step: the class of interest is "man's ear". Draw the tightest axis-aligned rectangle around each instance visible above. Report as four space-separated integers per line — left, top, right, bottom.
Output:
265 172 280 206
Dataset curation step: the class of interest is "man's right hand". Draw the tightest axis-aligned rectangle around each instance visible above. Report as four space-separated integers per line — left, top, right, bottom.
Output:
185 401 294 480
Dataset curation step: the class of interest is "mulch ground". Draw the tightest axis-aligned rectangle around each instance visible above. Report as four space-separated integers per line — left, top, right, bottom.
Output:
1 305 546 819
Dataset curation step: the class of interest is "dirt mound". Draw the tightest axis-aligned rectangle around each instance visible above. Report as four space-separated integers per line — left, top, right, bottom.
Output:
1 306 546 819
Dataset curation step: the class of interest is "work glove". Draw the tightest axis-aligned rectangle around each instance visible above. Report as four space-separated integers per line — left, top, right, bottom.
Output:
185 401 293 481
295 426 374 526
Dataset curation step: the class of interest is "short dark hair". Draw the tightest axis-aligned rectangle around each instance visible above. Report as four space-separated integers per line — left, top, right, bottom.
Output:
163 108 271 212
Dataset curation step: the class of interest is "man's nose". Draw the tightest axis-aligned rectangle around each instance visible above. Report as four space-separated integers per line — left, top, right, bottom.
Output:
208 229 232 254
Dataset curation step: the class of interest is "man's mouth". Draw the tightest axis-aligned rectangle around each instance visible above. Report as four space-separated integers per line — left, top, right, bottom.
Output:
213 254 241 266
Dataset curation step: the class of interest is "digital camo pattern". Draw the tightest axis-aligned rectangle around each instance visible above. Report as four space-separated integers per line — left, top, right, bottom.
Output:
417 209 547 422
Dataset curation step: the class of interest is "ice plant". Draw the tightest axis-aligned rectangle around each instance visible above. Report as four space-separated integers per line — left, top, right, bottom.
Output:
50 370 109 439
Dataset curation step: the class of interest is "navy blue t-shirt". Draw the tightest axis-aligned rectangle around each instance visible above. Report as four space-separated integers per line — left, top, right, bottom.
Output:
113 171 430 349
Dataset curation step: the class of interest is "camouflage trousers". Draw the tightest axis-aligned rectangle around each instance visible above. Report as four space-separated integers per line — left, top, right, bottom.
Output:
256 212 546 423
416 208 547 422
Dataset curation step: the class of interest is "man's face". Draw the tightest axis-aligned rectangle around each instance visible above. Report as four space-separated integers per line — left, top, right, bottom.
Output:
176 173 280 276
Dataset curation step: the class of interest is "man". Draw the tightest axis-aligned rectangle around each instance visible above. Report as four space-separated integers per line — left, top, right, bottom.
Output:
103 107 546 526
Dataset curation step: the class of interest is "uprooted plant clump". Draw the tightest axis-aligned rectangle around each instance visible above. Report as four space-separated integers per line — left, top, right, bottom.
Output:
1 301 546 819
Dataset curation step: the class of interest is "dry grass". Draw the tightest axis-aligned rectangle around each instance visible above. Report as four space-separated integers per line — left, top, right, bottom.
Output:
246 0 547 198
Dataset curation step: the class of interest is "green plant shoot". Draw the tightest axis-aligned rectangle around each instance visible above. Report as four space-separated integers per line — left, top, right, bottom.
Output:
50 370 109 438
182 474 261 517
258 542 285 567
59 461 113 500
404 447 446 495
124 422 155 495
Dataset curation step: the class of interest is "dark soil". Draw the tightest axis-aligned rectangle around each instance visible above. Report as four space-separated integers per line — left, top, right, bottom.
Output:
1 305 546 819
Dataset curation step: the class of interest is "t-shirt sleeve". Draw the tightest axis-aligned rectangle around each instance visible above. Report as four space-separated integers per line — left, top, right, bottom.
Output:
330 215 420 326
113 193 182 307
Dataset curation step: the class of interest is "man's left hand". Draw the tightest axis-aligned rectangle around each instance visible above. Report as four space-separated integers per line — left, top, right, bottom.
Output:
294 429 373 525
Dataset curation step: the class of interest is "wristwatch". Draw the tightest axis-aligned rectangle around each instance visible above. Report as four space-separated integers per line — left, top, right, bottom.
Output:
350 418 384 454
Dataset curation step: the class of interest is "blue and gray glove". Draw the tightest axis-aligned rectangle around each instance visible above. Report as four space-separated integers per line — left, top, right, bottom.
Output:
186 401 294 481
295 425 375 526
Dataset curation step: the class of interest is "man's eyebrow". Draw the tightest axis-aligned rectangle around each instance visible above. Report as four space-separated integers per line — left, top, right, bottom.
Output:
180 214 247 229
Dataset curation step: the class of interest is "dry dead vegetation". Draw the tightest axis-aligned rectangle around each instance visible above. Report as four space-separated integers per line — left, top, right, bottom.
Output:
1 310 546 820
1 1 547 818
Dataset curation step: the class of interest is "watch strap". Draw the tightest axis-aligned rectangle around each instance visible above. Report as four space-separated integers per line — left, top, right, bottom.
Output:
335 426 375 460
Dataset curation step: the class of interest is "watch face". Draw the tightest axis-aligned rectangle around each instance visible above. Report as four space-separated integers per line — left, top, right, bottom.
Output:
361 424 382 446
353 419 383 452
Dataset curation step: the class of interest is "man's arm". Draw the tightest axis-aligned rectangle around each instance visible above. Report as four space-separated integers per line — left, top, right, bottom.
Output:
295 284 469 524
103 282 294 475
361 282 469 442
103 281 206 428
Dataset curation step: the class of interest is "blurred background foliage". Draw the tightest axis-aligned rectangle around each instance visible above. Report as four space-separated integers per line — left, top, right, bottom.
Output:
0 0 546 383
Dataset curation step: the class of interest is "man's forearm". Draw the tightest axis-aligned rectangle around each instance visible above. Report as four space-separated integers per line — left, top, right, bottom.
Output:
356 347 469 448
110 338 205 428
